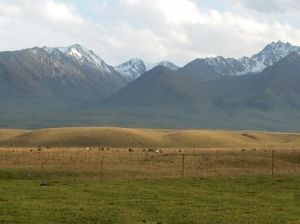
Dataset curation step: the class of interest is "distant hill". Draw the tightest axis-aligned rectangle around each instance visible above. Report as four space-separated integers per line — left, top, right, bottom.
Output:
1 127 300 148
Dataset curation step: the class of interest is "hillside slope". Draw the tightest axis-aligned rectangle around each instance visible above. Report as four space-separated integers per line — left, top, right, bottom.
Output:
0 45 127 104
1 127 300 148
103 53 300 131
1 41 300 131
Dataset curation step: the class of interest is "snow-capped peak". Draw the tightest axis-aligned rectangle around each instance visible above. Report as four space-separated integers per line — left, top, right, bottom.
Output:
115 59 178 80
115 58 147 80
146 61 178 71
188 41 300 77
251 41 300 68
43 44 113 73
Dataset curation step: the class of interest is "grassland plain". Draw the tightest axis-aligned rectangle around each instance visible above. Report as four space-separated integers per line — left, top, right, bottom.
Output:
1 127 300 223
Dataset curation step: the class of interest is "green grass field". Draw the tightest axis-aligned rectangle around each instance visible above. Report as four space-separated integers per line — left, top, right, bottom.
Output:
0 170 300 224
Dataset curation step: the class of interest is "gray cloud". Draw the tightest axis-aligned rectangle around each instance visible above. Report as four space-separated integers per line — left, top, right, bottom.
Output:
230 0 300 14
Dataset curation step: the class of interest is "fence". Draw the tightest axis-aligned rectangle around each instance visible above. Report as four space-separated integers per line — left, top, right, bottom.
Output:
0 148 299 181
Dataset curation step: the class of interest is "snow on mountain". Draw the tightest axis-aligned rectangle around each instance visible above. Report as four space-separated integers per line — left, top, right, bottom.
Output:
114 58 147 81
251 41 300 68
239 41 300 75
193 41 300 77
115 59 178 80
43 44 114 73
146 61 178 71
44 41 300 80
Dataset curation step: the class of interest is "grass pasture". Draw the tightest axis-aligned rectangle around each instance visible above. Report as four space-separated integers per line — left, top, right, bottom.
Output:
0 173 300 223
1 127 300 223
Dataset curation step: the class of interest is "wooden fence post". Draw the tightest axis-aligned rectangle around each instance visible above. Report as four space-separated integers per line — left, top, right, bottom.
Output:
181 154 185 177
204 159 207 178
272 150 275 176
16 149 19 165
100 159 103 183
41 151 44 169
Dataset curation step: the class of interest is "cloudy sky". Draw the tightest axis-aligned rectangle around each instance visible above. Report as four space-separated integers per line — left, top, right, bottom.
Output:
0 0 300 66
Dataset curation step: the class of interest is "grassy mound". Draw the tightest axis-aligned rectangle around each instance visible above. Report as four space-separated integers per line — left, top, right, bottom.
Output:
0 127 300 148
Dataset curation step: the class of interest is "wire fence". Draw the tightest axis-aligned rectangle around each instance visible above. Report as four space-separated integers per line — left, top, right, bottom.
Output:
0 148 300 181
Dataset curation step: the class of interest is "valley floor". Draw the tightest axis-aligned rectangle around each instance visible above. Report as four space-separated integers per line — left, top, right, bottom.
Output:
0 172 299 224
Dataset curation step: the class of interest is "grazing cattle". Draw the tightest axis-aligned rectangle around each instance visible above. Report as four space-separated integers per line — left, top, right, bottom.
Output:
129 148 134 152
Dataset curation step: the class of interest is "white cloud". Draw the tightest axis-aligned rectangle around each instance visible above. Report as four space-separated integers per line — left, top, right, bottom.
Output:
0 0 300 66
156 0 203 25
108 0 300 63
41 1 84 25
0 3 21 15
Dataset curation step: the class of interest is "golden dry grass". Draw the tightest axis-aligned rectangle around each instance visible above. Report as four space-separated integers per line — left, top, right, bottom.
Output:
0 129 29 142
1 147 300 181
0 127 300 149
0 127 300 181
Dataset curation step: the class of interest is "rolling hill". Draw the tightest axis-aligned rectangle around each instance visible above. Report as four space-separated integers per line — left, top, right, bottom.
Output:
1 127 300 148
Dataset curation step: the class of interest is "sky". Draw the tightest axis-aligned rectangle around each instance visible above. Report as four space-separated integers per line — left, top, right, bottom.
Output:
0 0 300 66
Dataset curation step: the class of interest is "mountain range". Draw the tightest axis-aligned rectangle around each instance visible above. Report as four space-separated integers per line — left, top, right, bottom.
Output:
1 41 300 131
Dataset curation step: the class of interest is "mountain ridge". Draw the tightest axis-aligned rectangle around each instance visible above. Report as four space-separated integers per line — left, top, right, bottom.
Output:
103 49 300 131
181 41 300 79
115 58 178 80
1 41 300 131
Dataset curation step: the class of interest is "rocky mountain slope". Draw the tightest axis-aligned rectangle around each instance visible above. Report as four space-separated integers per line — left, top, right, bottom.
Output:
0 44 128 105
104 47 300 131
181 41 300 80
1 41 300 131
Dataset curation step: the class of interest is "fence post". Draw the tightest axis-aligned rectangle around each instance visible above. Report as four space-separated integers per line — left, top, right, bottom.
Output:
271 150 275 176
181 154 185 177
100 159 103 183
16 149 19 165
204 159 207 178
41 151 44 169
